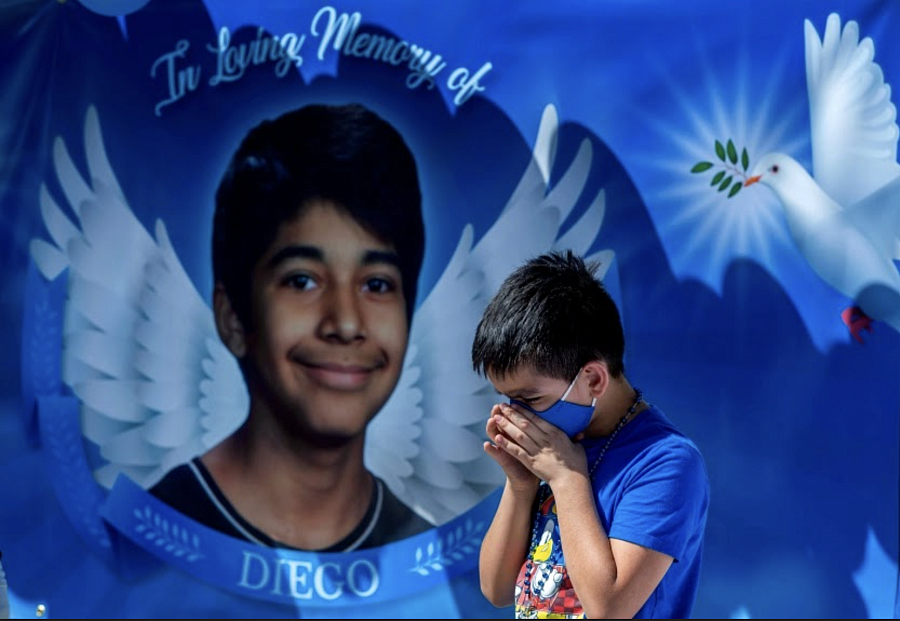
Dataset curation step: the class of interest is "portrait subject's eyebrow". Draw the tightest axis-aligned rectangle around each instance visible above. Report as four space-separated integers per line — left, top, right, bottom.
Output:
266 245 402 270
361 249 402 270
266 244 322 269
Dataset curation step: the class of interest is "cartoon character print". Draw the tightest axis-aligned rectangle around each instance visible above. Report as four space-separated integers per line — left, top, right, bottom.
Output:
514 490 584 619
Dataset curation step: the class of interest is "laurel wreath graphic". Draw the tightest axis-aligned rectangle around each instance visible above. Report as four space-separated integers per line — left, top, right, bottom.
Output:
133 505 204 562
409 518 485 576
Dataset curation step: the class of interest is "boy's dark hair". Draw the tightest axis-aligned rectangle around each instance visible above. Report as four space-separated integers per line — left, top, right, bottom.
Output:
212 102 425 326
471 250 625 381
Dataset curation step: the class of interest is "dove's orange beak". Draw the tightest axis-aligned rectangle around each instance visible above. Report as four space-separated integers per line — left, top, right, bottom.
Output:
744 175 761 187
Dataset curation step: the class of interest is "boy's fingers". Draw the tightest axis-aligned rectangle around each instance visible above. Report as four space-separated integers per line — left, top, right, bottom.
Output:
486 415 500 433
499 403 545 439
494 415 541 456
494 433 521 457
499 403 523 423
483 442 508 467
492 414 517 438
502 402 537 424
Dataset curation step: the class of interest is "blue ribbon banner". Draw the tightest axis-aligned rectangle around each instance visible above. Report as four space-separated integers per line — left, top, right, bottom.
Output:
101 476 500 607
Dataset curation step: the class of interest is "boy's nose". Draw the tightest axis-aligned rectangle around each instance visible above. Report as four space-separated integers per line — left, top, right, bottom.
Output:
319 286 365 343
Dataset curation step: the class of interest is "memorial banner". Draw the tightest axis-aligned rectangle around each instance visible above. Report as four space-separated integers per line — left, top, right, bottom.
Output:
1 0 897 617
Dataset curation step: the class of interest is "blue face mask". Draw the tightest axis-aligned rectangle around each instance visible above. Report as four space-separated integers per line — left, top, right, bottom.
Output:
510 371 597 437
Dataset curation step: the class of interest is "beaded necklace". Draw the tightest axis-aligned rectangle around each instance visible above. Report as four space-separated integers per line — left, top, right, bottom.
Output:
520 388 644 608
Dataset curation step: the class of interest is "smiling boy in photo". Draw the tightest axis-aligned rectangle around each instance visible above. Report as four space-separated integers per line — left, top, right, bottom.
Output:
150 102 431 551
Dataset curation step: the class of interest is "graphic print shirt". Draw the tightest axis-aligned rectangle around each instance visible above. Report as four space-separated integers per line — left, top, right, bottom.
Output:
514 487 583 619
513 405 709 619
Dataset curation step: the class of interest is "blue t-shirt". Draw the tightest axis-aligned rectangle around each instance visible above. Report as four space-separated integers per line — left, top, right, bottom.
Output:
513 404 709 619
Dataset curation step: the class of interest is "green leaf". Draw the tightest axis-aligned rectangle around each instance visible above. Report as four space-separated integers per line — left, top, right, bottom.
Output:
715 140 726 161
710 170 725 186
727 140 738 164
741 148 749 171
718 175 733 191
691 161 714 173
728 182 742 198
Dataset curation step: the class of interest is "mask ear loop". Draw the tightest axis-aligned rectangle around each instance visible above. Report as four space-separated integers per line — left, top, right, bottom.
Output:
560 367 597 406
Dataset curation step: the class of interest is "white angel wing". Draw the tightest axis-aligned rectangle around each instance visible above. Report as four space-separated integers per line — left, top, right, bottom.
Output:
29 105 248 490
366 104 617 525
805 12 900 208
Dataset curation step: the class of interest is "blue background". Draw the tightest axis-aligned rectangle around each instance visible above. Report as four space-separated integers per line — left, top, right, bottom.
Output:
1 0 898 618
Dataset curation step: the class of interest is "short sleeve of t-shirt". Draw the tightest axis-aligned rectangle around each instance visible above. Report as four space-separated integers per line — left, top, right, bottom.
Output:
607 436 709 561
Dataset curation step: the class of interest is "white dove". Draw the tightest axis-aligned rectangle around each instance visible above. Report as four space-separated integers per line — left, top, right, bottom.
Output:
29 103 616 526
745 12 900 343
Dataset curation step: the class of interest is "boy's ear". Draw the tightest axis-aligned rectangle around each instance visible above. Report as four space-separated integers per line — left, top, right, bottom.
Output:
582 360 610 399
213 284 247 358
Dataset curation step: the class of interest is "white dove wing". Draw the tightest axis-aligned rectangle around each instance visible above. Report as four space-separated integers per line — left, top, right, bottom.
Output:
29 105 248 491
843 175 900 260
365 104 616 526
805 13 900 208
798 208 900 332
